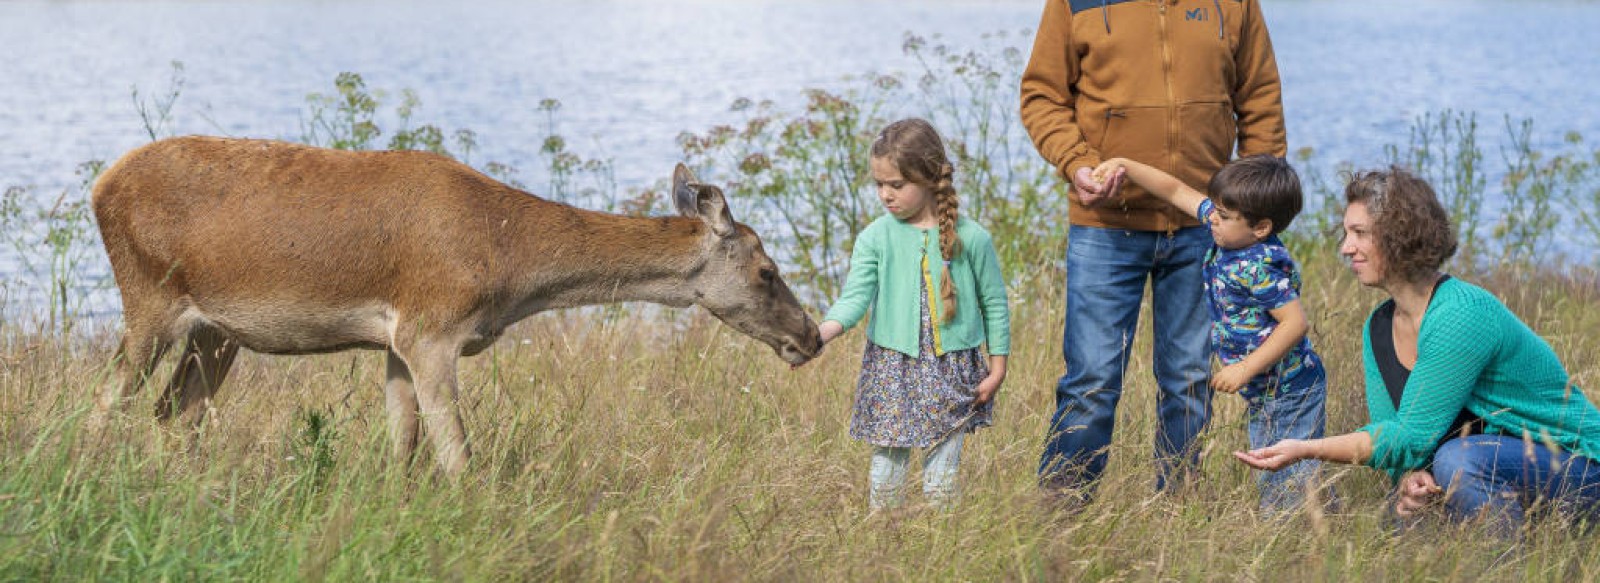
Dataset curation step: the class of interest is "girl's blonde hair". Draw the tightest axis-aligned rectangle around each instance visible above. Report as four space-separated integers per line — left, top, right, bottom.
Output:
871 118 961 324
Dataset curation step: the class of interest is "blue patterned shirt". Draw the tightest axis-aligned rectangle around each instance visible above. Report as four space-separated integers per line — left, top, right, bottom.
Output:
1198 199 1323 398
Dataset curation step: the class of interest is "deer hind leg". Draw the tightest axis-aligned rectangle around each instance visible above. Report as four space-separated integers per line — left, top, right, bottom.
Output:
397 338 470 477
153 324 240 429
384 349 421 465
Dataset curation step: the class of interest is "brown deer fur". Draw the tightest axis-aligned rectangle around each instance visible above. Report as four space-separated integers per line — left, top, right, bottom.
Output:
91 136 822 476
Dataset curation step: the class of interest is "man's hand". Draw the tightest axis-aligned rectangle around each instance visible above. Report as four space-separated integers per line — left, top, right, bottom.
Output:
1072 166 1124 207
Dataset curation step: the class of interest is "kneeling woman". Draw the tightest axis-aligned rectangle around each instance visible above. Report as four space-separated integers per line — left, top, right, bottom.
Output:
1235 167 1600 533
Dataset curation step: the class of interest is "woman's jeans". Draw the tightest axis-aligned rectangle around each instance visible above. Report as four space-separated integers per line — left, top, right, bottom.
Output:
1432 435 1600 535
870 433 966 510
1246 372 1328 515
1039 225 1213 495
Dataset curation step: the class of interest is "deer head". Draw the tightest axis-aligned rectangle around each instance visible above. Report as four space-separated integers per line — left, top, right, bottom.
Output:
672 164 822 365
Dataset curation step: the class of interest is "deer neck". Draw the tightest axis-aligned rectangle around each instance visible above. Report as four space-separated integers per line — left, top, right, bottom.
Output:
502 204 708 314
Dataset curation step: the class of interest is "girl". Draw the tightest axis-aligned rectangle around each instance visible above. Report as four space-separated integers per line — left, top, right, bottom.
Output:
818 118 1011 510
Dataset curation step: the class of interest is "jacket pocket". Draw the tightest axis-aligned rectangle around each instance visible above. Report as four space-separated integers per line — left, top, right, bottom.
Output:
1099 105 1166 169
1176 100 1236 189
1095 105 1167 207
1077 101 1109 153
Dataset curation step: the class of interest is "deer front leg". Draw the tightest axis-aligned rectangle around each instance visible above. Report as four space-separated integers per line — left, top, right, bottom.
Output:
98 326 172 416
384 349 421 465
404 339 470 477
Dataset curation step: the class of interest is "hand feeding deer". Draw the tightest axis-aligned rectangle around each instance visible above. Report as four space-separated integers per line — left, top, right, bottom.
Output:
91 136 823 476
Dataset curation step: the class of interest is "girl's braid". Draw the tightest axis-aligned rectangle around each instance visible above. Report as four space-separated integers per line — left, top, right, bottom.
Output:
935 162 962 324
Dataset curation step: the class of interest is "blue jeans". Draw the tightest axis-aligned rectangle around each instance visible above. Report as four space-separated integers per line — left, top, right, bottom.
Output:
870 432 966 510
1039 225 1213 494
1246 371 1328 515
1432 435 1600 536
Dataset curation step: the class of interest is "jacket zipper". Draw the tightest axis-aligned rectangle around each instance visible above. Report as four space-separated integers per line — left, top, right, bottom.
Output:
1158 0 1178 235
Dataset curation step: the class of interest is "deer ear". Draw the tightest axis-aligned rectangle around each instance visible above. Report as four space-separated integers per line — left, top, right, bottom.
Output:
697 187 737 238
672 163 700 216
672 164 736 237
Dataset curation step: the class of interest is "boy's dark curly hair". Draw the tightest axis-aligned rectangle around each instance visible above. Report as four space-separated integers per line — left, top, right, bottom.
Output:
1343 167 1457 282
1207 154 1302 235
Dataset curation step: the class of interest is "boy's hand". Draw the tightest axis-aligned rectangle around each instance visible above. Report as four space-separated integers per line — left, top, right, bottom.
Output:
1091 159 1128 185
1210 361 1254 393
972 372 1004 407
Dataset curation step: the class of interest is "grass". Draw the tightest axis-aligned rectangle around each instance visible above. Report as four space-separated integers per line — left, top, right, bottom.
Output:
3 247 1599 582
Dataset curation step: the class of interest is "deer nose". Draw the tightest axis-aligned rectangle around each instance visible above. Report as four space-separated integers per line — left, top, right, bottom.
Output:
799 321 824 355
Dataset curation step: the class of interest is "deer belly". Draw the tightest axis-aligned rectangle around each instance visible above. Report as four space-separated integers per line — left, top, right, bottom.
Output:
175 301 395 355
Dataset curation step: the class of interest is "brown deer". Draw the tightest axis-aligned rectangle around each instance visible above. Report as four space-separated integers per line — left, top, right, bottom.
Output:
91 136 822 476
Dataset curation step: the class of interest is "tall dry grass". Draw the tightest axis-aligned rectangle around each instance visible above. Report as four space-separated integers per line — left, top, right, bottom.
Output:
3 247 1600 581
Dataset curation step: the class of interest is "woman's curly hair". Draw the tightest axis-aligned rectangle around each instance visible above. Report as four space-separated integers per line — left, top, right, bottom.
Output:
1344 167 1457 283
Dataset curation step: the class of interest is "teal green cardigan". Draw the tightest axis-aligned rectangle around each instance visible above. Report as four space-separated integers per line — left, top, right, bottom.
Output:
1360 278 1600 481
823 215 1010 357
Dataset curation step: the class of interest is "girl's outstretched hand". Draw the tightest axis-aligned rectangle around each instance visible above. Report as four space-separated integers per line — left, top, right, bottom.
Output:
818 321 844 344
1234 439 1306 471
791 321 844 370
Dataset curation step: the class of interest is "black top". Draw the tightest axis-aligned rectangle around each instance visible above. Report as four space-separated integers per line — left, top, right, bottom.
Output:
1369 275 1483 441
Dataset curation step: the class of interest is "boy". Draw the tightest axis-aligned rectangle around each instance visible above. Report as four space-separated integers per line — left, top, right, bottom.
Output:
1095 155 1326 515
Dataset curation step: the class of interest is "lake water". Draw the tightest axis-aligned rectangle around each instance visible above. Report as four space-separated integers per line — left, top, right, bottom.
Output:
3 0 1599 320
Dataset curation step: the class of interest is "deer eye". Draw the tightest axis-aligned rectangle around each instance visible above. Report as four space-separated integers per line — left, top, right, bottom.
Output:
759 267 777 283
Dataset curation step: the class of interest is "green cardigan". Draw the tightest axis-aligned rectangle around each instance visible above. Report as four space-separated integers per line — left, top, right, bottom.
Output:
823 215 1010 357
1360 278 1600 481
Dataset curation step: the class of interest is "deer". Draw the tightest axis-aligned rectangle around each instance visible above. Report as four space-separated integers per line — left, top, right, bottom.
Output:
90 136 823 476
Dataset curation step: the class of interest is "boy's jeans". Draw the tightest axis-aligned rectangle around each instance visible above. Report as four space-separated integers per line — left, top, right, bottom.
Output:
1432 434 1600 536
1040 225 1213 495
1246 372 1328 515
870 433 965 510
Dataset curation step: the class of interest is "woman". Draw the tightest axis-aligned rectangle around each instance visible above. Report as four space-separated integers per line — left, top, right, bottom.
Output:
1235 167 1600 533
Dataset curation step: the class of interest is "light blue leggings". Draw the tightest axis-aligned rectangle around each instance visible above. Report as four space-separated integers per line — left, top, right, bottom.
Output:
869 433 966 510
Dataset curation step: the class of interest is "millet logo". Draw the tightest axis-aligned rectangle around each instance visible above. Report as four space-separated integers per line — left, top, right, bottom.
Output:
1186 7 1207 21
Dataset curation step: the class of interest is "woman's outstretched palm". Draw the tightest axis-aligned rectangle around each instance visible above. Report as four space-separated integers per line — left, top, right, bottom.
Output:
1234 439 1306 471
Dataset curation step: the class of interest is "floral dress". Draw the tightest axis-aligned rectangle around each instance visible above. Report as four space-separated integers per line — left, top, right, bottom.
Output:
848 278 991 448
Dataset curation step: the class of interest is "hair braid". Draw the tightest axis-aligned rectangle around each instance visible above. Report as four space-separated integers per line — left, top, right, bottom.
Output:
935 163 962 324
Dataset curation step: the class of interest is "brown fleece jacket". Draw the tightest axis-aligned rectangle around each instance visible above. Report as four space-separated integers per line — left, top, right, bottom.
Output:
1021 0 1286 232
